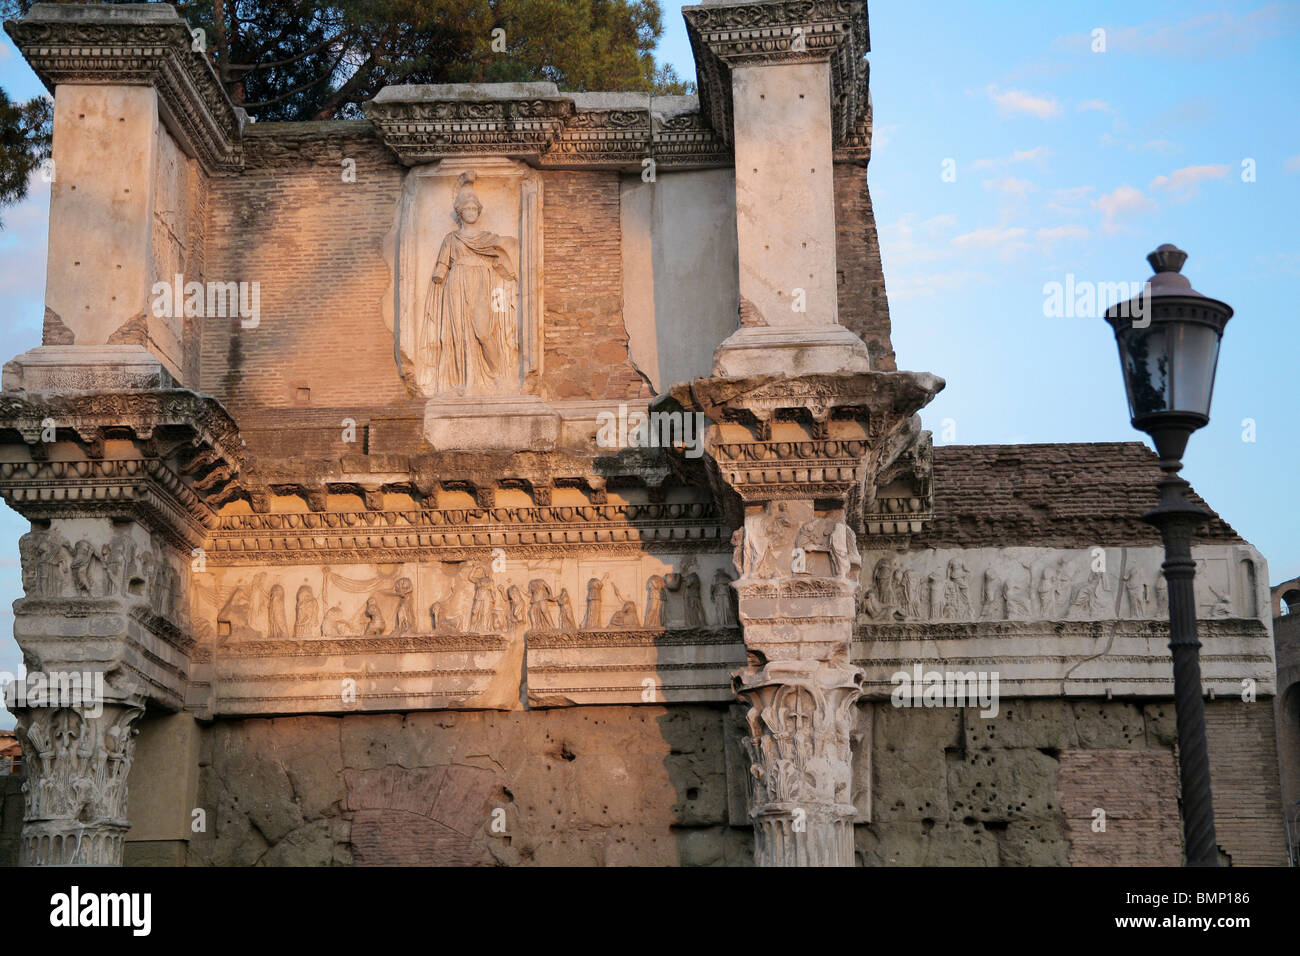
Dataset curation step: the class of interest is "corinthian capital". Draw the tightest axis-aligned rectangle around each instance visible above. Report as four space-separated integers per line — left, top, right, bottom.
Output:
734 659 864 866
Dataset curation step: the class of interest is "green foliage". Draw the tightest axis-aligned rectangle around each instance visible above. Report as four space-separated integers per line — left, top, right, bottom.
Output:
0 86 51 228
0 0 690 217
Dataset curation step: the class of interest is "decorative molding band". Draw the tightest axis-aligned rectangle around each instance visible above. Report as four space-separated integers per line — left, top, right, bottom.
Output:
363 85 735 170
5 6 244 174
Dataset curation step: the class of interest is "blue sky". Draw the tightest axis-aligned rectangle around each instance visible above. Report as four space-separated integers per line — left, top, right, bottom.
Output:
0 2 1297 706
661 0 1300 584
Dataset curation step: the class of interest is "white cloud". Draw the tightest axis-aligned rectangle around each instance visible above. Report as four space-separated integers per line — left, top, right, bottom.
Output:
1141 139 1181 155
952 226 1029 247
1285 155 1300 173
1149 163 1230 197
972 146 1051 170
986 85 1062 119
1093 185 1157 234
1036 225 1092 242
1054 6 1300 57
1077 99 1112 113
872 123 900 151
982 176 1036 198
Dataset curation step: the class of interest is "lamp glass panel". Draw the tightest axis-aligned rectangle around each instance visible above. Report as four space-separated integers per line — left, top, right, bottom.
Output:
1119 326 1169 418
1170 322 1221 416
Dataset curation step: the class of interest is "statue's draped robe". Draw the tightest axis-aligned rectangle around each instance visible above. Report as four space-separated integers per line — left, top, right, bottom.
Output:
419 230 518 394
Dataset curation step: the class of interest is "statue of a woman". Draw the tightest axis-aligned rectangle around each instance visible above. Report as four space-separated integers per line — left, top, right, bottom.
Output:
419 170 518 395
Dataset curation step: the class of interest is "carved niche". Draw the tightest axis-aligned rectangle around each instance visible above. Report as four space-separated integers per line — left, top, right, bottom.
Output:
383 157 543 397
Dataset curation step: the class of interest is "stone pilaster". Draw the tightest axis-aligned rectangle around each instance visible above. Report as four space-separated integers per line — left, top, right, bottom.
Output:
0 349 244 864
5 3 244 380
666 5 938 858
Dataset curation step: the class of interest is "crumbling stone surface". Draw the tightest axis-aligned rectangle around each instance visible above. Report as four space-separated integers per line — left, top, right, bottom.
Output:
857 699 1190 866
187 705 743 866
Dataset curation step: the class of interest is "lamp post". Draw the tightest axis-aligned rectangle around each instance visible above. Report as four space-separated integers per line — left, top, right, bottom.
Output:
1104 244 1233 867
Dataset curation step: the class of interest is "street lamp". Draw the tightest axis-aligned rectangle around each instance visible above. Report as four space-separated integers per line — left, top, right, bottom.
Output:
1105 244 1233 867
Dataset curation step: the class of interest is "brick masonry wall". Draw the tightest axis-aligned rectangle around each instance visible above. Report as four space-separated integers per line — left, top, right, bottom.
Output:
1204 699 1288 865
1058 750 1182 865
197 135 663 458
540 170 651 402
201 131 418 462
923 442 1242 549
835 162 895 371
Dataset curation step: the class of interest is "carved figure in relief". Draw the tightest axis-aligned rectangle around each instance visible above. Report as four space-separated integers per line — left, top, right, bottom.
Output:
18 529 40 595
392 577 415 636
419 170 519 395
893 565 916 621
69 537 100 595
582 574 608 629
293 585 320 639
872 555 897 608
267 584 288 640
731 528 744 577
217 578 263 642
664 567 706 627
469 568 495 632
362 597 386 635
36 530 70 596
1205 583 1233 618
507 583 528 625
607 581 640 628
1005 567 1032 619
980 568 1004 621
1122 565 1148 618
528 579 556 630
322 605 355 638
556 587 578 631
751 502 796 579
492 585 511 632
644 575 666 627
101 538 129 596
1068 565 1110 617
795 517 861 580
941 558 972 620
1154 573 1168 617
711 569 738 627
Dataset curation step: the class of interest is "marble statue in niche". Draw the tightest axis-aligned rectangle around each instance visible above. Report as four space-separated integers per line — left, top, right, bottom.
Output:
418 170 519 396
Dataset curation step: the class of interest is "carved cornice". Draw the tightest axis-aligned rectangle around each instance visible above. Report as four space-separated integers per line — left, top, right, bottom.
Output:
683 0 871 156
665 369 943 524
364 86 735 170
0 390 246 545
4 5 244 174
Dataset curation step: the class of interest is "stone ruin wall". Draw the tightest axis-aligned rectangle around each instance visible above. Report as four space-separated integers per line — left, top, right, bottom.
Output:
0 1 1286 868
